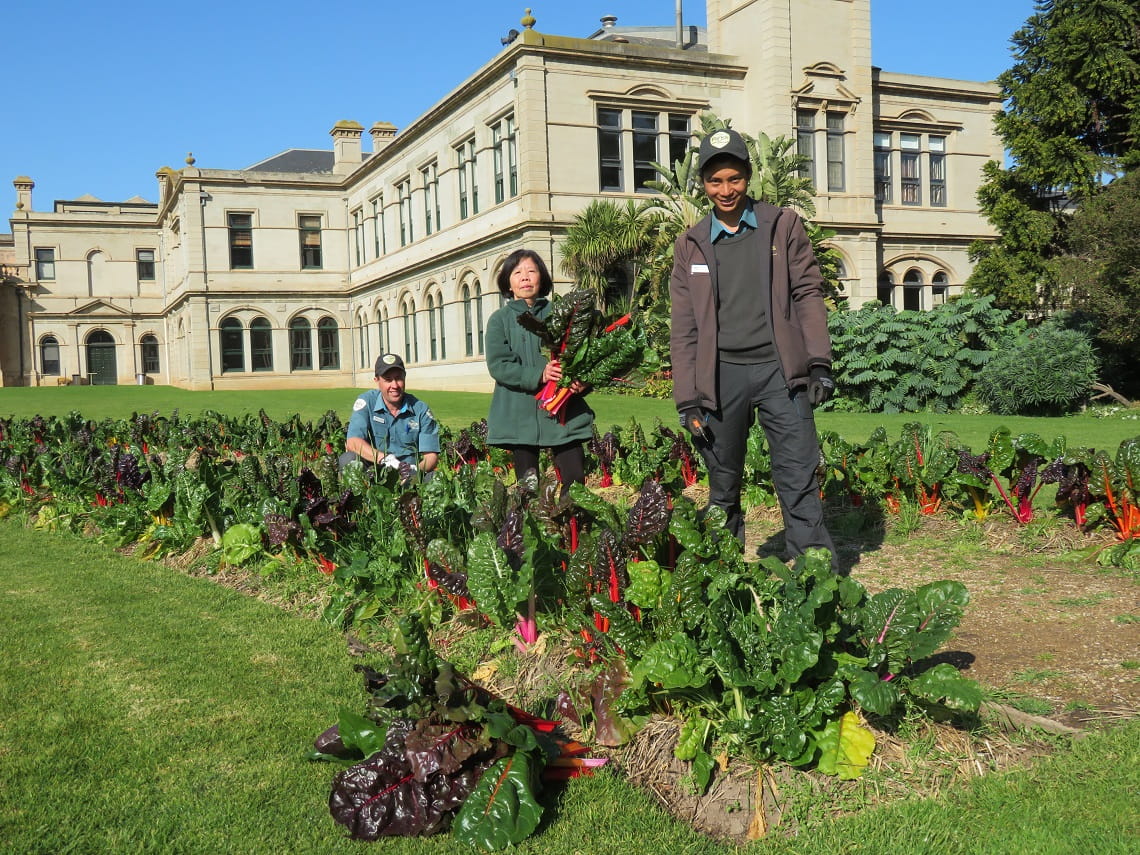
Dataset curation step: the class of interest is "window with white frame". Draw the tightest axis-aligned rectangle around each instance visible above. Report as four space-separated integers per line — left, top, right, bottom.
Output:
932 271 949 305
40 336 61 375
289 318 312 370
929 136 947 207
597 107 623 191
301 214 324 269
632 111 659 191
140 334 160 374
228 213 254 269
900 134 922 205
902 269 923 310
456 137 478 218
397 180 412 246
317 317 340 370
826 113 845 192
667 113 691 168
136 249 156 282
492 115 517 203
402 297 419 363
220 318 245 372
873 132 892 203
35 248 56 280
371 196 385 257
796 110 815 185
422 162 439 235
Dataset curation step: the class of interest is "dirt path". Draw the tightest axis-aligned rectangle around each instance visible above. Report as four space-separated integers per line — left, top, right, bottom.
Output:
745 505 1140 716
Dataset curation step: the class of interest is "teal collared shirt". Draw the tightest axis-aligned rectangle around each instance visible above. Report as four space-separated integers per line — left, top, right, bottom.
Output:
346 390 440 464
710 202 758 243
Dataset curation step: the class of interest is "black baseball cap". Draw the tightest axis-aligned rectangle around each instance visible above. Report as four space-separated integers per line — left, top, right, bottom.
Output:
698 127 750 173
374 353 406 376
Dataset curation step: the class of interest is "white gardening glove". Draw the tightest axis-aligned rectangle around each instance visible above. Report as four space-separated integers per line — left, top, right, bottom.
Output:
380 453 401 470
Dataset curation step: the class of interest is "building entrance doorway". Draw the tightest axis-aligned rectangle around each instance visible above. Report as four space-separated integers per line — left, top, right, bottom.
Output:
86 331 118 385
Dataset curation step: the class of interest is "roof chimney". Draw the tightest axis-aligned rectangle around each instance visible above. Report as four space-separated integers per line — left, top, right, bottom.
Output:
13 176 33 212
330 120 364 174
369 122 397 153
600 14 617 29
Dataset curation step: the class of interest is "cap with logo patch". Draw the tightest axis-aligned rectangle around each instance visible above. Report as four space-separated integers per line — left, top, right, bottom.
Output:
374 353 406 377
698 127 750 173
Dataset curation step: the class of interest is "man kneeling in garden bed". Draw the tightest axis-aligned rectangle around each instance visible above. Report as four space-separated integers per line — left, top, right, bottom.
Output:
342 353 440 480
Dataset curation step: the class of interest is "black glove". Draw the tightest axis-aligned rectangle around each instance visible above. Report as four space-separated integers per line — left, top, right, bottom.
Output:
680 408 711 443
807 366 835 406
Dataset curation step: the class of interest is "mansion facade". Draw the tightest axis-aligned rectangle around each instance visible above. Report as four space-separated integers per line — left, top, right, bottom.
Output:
1 1 1002 390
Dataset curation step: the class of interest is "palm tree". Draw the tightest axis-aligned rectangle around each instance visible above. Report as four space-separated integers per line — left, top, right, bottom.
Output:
559 199 655 309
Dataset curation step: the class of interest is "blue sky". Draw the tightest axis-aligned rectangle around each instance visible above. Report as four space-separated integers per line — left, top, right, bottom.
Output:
4 0 1035 210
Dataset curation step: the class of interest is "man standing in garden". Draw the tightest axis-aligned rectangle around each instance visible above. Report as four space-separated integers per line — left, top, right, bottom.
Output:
343 353 440 478
670 126 838 568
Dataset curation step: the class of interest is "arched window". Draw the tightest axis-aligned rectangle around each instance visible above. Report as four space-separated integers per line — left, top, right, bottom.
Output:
290 317 312 370
877 272 894 307
250 318 273 371
378 307 388 357
318 317 340 370
139 334 160 374
462 284 474 356
903 269 923 311
358 315 368 368
402 298 419 363
932 271 949 307
428 294 439 361
474 281 484 355
220 318 244 373
40 336 61 376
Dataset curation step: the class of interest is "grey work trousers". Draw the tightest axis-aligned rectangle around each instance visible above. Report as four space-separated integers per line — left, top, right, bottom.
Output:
699 360 836 565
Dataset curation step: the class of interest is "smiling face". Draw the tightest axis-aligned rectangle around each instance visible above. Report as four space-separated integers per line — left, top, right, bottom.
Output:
377 369 406 410
701 158 750 222
508 257 543 304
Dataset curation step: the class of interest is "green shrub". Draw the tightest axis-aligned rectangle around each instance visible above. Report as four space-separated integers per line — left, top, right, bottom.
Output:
975 324 1098 415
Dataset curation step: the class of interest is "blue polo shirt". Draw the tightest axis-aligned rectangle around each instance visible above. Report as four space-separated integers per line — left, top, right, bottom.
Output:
346 390 440 464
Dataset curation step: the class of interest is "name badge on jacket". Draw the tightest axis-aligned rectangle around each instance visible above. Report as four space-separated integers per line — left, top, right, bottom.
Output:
691 263 709 273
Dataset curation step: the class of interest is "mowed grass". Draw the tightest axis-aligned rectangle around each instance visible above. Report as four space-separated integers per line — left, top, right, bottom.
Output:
1 384 1138 451
3 516 1139 854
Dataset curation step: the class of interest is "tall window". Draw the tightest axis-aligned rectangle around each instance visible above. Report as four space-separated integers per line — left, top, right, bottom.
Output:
140 335 160 374
358 315 368 368
632 111 659 191
929 136 947 207
422 162 439 235
668 114 691 169
40 336 60 376
597 108 623 191
220 318 244 372
873 132 892 203
317 317 340 370
250 318 273 371
289 318 312 370
462 284 475 356
34 248 55 280
352 209 364 265
491 116 519 203
402 298 419 363
932 271 950 306
427 294 440 361
474 282 484 354
228 213 253 269
397 180 412 246
877 273 894 307
505 116 517 197
493 122 505 204
796 110 815 184
900 134 922 205
903 269 923 311
300 214 323 269
456 137 478 219
371 196 385 257
379 309 388 357
136 249 156 282
826 113 845 192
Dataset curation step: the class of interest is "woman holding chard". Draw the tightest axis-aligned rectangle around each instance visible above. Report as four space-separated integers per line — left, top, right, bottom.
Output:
484 249 594 492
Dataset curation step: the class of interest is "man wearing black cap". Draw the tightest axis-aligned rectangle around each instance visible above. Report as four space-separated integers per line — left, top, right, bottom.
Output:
670 126 838 568
343 353 440 477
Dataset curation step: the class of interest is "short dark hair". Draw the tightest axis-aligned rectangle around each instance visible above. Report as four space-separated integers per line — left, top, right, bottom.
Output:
496 249 553 298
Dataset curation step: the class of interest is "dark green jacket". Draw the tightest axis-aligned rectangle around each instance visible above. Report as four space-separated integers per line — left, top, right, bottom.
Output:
485 297 595 447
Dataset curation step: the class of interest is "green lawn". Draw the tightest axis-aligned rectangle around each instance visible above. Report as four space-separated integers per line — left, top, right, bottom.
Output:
2 517 1137 854
2 385 1137 452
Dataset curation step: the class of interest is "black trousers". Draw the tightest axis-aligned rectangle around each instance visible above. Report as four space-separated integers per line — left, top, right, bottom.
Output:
700 360 836 565
506 443 585 493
